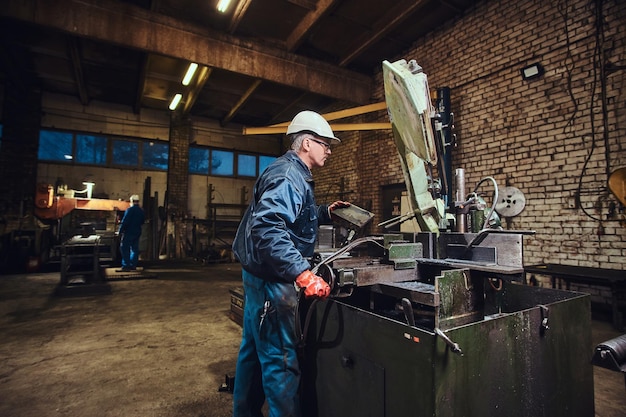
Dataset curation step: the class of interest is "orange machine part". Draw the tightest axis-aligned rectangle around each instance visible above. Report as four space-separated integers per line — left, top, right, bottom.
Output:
34 193 131 220
608 167 626 207
35 183 54 209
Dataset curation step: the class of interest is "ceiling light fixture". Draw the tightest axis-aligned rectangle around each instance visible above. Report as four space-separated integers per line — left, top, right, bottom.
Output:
217 0 232 13
182 63 198 86
169 93 182 110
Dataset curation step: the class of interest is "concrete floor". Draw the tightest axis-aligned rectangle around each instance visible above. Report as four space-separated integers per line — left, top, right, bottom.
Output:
0 260 624 417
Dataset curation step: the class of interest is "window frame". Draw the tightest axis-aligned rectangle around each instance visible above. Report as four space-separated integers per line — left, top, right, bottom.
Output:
189 144 278 178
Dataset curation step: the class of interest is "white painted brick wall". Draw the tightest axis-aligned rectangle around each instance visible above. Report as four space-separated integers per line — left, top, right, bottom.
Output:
317 0 626 307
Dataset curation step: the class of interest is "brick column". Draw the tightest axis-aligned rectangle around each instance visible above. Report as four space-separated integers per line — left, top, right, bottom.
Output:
166 112 191 258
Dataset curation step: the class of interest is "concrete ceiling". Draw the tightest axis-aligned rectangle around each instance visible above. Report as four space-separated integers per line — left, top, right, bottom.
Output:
0 0 479 129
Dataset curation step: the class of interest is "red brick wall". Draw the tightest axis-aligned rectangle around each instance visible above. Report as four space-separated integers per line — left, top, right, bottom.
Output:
317 0 626 271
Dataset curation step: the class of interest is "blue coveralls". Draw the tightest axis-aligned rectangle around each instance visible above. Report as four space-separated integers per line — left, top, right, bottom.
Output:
231 151 332 417
119 203 145 269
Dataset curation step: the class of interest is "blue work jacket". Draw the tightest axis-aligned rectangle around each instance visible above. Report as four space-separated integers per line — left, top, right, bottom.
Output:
119 204 145 238
232 151 331 283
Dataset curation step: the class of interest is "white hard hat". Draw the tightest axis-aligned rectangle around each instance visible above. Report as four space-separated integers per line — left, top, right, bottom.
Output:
130 194 140 202
286 110 340 142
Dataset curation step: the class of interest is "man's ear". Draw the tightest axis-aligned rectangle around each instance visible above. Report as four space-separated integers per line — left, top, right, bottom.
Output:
302 137 312 152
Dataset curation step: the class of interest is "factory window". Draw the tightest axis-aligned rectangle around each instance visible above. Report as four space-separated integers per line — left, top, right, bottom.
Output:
211 149 234 176
189 147 209 174
112 139 139 166
75 134 107 165
259 155 276 174
37 129 172 170
38 130 73 162
237 154 257 177
188 146 277 178
142 141 169 170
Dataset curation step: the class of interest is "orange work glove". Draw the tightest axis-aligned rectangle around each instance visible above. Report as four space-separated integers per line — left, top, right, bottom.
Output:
295 270 330 299
328 200 351 215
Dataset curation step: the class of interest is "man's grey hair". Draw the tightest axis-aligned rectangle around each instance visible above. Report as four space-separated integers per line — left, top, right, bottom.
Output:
290 132 314 151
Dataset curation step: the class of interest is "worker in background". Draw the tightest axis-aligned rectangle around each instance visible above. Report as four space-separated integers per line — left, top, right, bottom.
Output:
232 110 350 417
117 194 145 272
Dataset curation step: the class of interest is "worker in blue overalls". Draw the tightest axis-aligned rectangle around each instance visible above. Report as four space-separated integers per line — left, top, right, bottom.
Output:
117 194 145 272
231 110 350 417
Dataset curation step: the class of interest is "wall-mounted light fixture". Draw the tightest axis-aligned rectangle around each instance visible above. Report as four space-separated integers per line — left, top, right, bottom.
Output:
182 63 198 86
81 181 95 199
521 63 544 81
217 0 232 13
169 93 183 110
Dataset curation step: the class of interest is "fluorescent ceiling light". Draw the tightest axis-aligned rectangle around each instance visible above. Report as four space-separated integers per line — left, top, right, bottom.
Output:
182 63 198 86
169 93 183 110
217 0 232 13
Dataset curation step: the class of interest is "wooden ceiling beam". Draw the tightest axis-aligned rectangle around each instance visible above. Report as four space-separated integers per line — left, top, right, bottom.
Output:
221 78 262 126
67 37 89 106
228 0 253 34
134 53 150 114
338 0 427 67
1 0 371 105
286 0 338 51
183 65 212 115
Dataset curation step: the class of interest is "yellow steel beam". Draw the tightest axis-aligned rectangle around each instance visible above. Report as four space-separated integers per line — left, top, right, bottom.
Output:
243 122 391 135
268 102 388 127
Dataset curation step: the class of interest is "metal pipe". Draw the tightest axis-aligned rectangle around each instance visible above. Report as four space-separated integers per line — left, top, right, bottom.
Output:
471 176 499 230
455 168 467 232
455 168 466 203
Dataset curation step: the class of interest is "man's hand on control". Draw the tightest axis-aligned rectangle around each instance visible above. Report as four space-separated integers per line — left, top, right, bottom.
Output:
328 200 351 215
295 270 330 299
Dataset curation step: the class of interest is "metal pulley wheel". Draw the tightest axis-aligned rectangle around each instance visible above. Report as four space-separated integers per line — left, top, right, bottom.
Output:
495 186 526 217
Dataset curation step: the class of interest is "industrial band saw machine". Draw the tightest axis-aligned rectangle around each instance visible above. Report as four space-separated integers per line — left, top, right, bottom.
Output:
299 59 594 417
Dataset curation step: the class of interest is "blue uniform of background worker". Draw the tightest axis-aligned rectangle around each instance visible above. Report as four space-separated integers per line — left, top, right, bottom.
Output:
118 194 145 271
232 110 350 417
